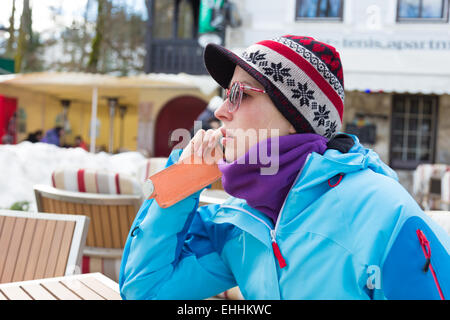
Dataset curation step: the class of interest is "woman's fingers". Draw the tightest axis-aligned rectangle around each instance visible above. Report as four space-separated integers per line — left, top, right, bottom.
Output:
194 129 213 157
203 129 218 153
203 129 224 164
192 129 205 157
180 129 223 164
180 129 203 162
212 129 223 148
197 129 210 156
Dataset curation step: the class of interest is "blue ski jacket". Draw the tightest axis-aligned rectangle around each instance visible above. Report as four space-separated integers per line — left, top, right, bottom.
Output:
119 135 450 300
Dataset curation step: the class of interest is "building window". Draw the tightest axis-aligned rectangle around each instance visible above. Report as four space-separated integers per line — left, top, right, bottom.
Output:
152 0 198 39
178 0 195 39
390 95 438 170
397 0 449 22
153 0 175 39
295 0 343 20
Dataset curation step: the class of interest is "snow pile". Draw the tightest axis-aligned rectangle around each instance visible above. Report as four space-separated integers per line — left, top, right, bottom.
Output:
0 141 148 211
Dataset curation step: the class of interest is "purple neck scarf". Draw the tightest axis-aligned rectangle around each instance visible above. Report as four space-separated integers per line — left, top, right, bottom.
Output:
218 133 328 224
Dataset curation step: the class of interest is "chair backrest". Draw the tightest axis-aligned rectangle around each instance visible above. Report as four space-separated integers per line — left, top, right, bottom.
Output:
413 164 449 195
413 164 450 210
425 210 450 235
52 168 142 196
442 172 450 206
0 210 88 284
34 184 141 249
137 158 169 182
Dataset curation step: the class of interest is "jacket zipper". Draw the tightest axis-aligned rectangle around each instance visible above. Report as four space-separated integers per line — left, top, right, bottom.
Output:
219 154 312 269
416 229 445 300
221 205 287 268
270 153 311 268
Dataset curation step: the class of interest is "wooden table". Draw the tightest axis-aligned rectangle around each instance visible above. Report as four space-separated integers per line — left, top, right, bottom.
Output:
0 272 121 300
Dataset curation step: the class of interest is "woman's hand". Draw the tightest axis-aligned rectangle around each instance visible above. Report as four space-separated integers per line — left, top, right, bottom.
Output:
179 129 223 165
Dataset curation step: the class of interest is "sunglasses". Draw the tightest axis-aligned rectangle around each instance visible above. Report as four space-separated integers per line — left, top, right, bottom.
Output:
225 81 267 113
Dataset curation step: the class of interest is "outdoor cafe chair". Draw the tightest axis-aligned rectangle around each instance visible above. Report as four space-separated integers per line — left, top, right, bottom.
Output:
0 210 88 284
33 183 141 282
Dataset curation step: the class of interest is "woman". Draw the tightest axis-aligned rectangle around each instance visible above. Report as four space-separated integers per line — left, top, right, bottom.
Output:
119 35 449 300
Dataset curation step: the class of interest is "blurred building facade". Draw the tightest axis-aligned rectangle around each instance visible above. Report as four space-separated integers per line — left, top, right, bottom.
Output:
144 0 227 75
0 73 218 156
144 0 240 75
224 0 450 193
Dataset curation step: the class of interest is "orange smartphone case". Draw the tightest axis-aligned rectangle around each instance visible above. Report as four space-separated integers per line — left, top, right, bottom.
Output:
144 155 222 208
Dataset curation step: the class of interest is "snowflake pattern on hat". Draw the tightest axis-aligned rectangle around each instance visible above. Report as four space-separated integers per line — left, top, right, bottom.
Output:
243 50 267 65
325 121 337 138
262 62 291 83
291 82 315 107
313 105 330 127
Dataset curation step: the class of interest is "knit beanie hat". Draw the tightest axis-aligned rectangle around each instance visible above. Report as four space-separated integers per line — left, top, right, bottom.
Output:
203 35 344 138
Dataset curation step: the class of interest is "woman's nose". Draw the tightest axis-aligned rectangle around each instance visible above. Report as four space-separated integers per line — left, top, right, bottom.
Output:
214 100 233 122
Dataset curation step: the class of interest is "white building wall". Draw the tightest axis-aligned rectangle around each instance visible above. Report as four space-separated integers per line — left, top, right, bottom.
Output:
226 0 450 84
227 0 450 50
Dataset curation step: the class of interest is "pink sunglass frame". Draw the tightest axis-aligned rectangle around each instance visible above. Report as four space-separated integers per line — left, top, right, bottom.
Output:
225 81 266 113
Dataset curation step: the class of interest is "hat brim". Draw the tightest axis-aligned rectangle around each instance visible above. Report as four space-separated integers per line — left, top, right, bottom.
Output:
204 43 257 90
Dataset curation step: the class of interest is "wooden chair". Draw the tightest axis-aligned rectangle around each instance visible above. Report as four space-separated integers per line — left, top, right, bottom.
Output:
441 172 450 211
34 184 142 282
0 210 88 284
137 157 169 182
34 184 141 250
413 164 449 210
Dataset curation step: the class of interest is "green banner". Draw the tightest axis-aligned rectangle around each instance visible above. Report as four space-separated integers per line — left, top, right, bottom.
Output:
0 57 14 74
198 0 224 34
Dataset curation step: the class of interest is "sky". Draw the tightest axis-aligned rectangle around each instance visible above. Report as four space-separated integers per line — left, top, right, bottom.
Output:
0 0 147 33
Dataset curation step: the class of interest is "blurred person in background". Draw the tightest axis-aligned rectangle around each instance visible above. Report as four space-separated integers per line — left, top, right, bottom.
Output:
24 129 43 143
73 135 88 151
41 126 64 147
207 116 221 130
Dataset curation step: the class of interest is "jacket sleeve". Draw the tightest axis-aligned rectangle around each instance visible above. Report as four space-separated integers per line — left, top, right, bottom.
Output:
118 150 237 300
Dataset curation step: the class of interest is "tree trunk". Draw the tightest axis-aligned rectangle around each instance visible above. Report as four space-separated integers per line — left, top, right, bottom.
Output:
144 0 154 73
87 0 106 73
79 0 92 70
6 0 16 58
14 0 31 73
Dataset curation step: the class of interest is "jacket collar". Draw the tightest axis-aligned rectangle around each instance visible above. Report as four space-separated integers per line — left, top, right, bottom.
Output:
277 137 398 227
213 197 274 248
